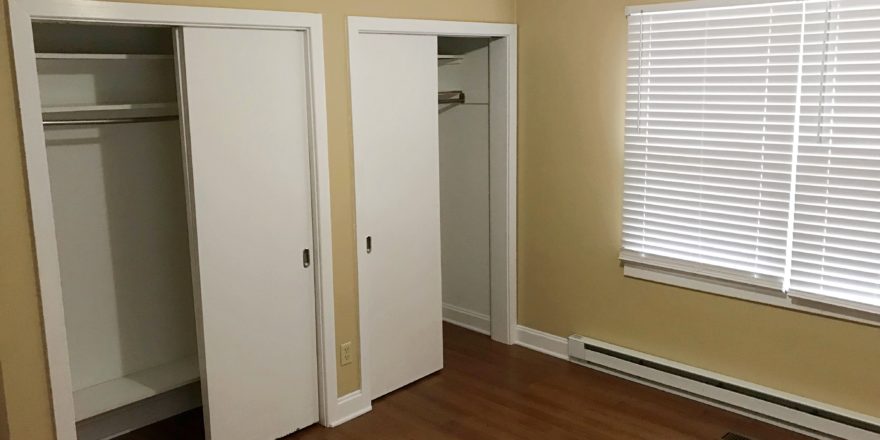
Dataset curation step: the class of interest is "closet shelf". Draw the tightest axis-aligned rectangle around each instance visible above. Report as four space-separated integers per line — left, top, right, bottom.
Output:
42 102 178 114
73 355 200 421
36 53 173 60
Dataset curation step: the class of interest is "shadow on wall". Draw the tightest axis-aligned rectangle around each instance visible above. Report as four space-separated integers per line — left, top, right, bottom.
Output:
100 121 195 388
0 363 10 440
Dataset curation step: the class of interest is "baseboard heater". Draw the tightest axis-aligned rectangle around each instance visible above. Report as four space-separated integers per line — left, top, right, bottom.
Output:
567 335 880 440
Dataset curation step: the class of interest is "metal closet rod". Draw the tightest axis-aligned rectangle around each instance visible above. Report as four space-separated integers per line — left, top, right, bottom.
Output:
42 115 179 126
439 90 465 104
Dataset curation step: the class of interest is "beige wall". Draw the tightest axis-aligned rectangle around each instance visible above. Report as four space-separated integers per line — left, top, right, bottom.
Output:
4 0 880 437
0 0 515 437
516 0 880 417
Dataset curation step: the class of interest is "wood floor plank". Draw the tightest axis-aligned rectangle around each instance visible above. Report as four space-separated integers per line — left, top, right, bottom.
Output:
118 323 814 440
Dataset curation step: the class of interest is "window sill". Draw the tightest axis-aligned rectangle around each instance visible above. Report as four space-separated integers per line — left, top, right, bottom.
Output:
623 263 880 328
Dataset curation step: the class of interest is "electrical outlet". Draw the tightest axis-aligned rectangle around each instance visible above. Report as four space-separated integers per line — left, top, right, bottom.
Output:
340 341 353 366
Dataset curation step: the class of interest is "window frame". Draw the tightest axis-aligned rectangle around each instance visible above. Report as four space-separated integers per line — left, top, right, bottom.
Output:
624 263 880 326
622 0 880 324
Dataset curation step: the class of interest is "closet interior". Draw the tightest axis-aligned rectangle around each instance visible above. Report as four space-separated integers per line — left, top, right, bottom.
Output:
438 37 492 331
34 22 201 438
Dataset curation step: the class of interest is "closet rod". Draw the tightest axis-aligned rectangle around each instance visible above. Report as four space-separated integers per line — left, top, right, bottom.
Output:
439 90 465 104
42 115 179 126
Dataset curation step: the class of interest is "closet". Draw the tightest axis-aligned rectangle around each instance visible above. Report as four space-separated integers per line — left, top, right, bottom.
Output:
36 24 199 439
438 37 492 333
351 34 498 400
29 20 320 440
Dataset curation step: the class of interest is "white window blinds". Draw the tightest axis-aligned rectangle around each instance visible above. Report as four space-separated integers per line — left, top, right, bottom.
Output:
789 0 880 309
623 0 880 312
623 1 803 289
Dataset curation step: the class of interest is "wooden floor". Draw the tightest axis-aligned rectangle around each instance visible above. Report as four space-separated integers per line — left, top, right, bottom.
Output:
121 324 812 440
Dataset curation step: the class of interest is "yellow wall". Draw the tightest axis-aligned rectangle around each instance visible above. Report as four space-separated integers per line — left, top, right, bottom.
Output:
0 0 515 438
516 0 880 417
4 0 880 437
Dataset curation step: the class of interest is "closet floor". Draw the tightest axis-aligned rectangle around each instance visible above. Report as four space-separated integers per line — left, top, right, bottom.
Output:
119 323 811 440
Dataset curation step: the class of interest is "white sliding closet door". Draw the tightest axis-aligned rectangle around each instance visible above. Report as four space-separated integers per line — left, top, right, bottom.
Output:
351 33 443 399
177 27 318 440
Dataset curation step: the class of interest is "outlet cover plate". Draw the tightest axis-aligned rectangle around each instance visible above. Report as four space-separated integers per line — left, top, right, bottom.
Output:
340 342 353 366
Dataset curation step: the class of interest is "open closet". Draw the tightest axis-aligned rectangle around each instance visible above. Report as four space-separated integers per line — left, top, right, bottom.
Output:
13 4 332 437
35 23 200 439
438 37 492 335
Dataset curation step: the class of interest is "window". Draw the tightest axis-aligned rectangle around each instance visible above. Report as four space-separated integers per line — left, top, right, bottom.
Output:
623 0 880 314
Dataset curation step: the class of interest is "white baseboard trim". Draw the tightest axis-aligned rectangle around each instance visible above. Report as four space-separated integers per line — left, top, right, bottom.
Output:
443 303 490 335
508 326 880 439
568 334 880 440
514 325 568 360
329 390 371 427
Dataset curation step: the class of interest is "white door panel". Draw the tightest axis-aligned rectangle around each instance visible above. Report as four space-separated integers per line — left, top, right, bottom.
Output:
178 27 318 440
351 33 443 400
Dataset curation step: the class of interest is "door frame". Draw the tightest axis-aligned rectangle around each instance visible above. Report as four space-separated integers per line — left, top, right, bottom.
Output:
8 1 343 437
347 17 518 405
